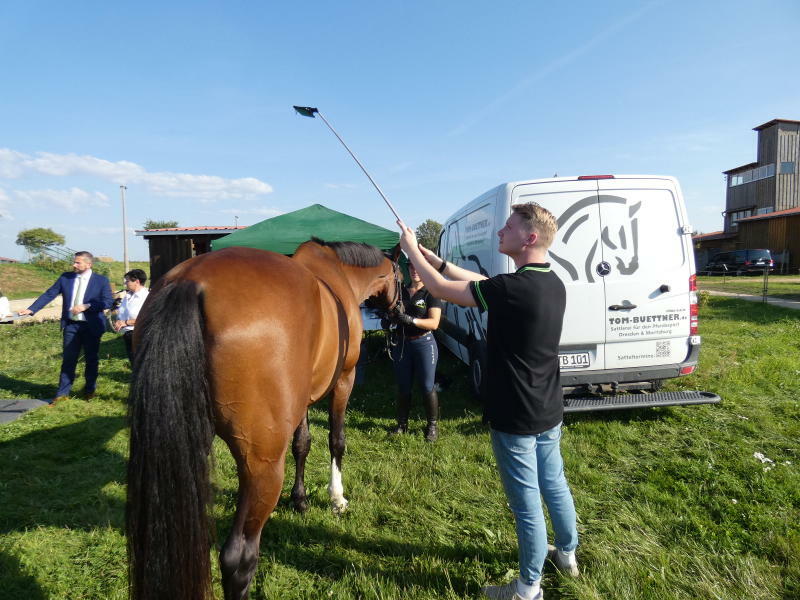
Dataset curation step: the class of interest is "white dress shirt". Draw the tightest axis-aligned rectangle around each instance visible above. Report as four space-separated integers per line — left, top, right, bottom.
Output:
70 270 93 322
118 288 149 332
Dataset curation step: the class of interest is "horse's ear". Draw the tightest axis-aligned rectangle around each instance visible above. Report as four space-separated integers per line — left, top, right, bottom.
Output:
390 243 402 262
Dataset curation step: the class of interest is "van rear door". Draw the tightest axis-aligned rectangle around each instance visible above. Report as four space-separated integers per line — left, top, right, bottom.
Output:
596 178 691 369
512 179 607 371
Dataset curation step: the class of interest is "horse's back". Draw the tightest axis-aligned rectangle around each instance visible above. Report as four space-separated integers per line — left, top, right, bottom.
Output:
161 246 343 429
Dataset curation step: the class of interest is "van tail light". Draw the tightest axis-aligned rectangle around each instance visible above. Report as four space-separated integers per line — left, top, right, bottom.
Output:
744 260 752 266
769 259 774 267
577 175 615 180
680 365 696 375
689 274 698 335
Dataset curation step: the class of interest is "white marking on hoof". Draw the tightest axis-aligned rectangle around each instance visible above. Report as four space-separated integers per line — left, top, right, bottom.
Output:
329 459 349 515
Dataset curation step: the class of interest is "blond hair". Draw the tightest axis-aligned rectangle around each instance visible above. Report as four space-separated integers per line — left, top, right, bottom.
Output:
511 202 558 249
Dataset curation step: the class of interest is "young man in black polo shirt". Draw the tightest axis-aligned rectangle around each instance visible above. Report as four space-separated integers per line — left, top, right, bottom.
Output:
398 203 578 600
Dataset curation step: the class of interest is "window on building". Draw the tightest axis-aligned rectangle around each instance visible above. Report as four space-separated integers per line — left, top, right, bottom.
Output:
780 161 795 174
728 209 752 230
728 164 776 187
757 206 773 215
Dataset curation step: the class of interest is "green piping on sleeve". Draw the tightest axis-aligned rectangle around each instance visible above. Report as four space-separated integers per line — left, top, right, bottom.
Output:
473 281 488 311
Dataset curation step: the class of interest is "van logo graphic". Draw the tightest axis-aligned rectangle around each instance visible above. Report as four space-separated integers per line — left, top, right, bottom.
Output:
549 195 641 282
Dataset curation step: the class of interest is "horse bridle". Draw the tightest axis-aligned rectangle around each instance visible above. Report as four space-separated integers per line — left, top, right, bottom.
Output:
385 260 403 316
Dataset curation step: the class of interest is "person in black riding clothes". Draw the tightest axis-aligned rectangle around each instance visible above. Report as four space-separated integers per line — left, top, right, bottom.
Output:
389 263 443 441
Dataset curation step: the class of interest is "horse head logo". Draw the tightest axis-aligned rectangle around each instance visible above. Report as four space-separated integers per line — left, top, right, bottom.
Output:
549 195 641 283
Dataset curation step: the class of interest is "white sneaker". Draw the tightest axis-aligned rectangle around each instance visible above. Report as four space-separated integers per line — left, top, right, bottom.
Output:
547 544 580 577
482 580 543 600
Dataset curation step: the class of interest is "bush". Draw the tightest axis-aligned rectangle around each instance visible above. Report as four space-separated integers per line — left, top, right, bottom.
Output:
697 290 711 308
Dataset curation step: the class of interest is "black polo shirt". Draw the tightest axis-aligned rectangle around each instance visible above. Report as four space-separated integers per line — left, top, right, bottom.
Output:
400 287 442 337
469 263 566 435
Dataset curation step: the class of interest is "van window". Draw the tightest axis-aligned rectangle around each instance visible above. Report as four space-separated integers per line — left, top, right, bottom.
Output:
446 205 494 277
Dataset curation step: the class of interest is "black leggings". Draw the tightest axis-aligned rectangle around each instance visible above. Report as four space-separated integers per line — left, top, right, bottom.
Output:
390 332 439 395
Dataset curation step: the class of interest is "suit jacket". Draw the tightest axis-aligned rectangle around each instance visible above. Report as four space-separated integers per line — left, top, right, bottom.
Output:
28 271 114 336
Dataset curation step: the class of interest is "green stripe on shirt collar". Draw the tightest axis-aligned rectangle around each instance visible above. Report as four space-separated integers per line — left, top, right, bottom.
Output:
516 266 551 273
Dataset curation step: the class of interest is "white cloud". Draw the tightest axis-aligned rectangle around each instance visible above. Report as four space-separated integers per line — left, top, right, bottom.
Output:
12 187 109 213
0 187 12 219
0 148 273 201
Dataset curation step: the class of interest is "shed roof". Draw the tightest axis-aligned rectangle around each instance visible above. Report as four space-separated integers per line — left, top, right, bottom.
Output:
753 118 800 131
136 226 246 237
738 206 800 223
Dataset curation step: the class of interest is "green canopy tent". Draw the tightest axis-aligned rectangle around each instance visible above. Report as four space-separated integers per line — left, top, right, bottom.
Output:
212 204 399 254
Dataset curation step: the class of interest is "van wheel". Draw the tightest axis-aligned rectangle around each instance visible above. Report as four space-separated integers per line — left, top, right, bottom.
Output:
469 342 488 403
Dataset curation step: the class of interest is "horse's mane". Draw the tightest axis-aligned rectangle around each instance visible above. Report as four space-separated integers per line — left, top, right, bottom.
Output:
309 237 386 268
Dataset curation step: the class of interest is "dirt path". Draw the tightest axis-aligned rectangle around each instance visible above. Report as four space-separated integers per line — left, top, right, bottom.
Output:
5 297 63 323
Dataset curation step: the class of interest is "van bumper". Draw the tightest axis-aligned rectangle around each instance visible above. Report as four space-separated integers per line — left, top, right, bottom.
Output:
559 340 700 387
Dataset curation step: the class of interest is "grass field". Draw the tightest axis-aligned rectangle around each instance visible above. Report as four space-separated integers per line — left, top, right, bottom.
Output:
1 297 798 599
0 261 150 300
0 263 65 300
697 274 800 302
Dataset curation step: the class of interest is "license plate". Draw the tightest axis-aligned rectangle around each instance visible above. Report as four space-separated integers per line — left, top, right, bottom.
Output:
559 352 591 369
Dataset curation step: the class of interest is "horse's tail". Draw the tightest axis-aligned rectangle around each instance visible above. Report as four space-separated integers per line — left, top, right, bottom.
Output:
126 279 215 600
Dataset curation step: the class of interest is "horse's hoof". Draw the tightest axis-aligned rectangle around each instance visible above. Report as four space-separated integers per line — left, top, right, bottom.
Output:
292 499 309 513
331 498 349 516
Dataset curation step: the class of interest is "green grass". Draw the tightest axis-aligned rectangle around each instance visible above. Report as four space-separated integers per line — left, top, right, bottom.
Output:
0 263 62 300
697 274 800 302
1 298 798 599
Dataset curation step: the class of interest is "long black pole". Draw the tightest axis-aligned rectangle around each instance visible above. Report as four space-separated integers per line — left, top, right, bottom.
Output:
294 106 402 222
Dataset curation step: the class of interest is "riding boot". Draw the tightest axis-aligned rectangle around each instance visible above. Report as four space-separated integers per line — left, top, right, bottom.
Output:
423 389 439 442
391 392 411 434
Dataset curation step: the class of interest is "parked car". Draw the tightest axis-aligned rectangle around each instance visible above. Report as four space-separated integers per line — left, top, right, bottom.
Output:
704 249 774 275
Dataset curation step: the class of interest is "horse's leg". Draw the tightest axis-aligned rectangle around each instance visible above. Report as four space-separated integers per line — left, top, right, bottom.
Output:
219 450 286 600
290 411 311 513
328 368 356 515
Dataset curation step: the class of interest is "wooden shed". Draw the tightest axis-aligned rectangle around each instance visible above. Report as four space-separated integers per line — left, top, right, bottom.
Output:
135 226 245 285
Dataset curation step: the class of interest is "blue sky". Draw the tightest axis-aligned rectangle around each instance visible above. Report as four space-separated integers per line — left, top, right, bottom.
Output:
1 1 798 261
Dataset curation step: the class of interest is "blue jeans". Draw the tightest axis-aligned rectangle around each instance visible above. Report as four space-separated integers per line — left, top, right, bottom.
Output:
490 424 578 584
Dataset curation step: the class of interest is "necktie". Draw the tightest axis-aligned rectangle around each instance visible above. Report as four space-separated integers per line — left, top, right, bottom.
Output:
71 276 86 321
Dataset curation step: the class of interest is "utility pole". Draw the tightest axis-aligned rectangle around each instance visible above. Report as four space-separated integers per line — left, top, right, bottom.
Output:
120 185 129 274
234 215 239 228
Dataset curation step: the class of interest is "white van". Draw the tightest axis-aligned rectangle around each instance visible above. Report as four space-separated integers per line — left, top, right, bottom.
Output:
436 174 719 412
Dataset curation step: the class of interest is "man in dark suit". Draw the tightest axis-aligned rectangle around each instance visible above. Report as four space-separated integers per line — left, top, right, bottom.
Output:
18 251 114 404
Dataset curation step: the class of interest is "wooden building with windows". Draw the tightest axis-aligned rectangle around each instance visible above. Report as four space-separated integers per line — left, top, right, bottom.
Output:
694 118 800 272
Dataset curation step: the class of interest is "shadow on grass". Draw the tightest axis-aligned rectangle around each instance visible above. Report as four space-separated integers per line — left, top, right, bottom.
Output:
245 517 513 598
0 416 127 533
705 296 800 323
0 373 56 400
0 551 47 600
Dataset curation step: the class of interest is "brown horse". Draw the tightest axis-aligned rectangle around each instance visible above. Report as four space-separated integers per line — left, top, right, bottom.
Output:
126 239 402 600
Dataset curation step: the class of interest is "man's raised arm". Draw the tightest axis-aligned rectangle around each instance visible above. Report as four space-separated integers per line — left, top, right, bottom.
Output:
397 220 483 307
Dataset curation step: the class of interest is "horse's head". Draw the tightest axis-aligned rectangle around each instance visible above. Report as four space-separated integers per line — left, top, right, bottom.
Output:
364 244 403 317
600 200 640 275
